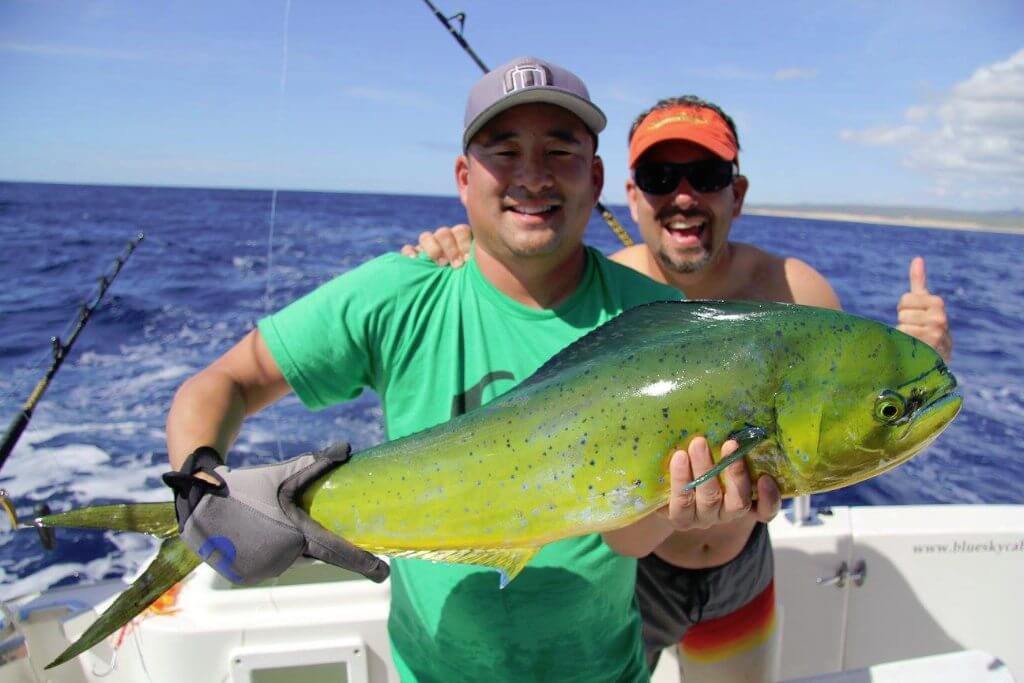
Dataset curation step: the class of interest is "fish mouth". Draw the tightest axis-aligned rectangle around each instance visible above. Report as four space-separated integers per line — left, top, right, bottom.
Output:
913 390 962 428
897 376 962 448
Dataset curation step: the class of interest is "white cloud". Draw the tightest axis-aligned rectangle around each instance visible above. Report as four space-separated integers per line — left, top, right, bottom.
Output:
904 105 930 123
841 48 1024 204
774 67 819 81
840 125 921 146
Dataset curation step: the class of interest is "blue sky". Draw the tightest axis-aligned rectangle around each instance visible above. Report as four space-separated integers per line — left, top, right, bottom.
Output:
1 1 1022 210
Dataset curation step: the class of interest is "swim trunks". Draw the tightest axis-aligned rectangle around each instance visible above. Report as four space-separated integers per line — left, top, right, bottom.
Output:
635 521 773 669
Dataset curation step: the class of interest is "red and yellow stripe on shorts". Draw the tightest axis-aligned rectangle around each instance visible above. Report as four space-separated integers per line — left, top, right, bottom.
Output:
680 580 777 663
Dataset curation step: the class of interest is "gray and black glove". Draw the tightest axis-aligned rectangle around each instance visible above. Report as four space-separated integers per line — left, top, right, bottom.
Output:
162 443 389 585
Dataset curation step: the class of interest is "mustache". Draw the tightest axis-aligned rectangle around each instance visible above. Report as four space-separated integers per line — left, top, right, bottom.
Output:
505 190 564 204
655 207 711 223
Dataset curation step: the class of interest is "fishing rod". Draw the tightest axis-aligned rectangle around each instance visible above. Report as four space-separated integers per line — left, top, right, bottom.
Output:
0 233 144 538
420 0 635 247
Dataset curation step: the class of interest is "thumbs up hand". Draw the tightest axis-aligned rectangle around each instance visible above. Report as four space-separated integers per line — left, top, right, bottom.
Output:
897 257 952 361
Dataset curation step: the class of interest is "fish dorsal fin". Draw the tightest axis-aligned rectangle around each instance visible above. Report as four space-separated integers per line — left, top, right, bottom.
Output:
371 546 539 589
46 536 201 669
518 300 780 390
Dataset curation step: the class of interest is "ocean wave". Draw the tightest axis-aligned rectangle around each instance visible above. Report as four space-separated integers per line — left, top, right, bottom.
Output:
2 182 1022 597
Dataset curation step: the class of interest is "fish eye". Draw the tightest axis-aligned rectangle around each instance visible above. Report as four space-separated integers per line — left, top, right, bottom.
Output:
874 390 907 424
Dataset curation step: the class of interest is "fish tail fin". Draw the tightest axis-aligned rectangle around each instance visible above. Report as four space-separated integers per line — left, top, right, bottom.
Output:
34 503 201 670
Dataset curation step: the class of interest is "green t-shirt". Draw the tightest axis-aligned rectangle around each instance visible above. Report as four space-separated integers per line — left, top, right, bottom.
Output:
259 247 680 682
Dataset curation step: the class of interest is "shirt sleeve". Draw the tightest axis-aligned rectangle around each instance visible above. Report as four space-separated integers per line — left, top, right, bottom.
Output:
257 254 424 410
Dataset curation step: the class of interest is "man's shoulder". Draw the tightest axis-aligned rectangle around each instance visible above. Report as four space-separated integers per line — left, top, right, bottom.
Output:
590 247 679 299
608 244 650 271
318 252 453 296
733 243 840 309
343 252 442 278
774 252 840 309
271 253 456 331
591 246 655 284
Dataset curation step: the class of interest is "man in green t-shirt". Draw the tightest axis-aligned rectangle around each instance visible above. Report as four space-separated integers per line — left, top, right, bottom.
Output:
164 56 775 682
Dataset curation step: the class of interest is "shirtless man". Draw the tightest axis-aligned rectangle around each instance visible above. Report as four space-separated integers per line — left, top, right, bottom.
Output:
404 95 952 681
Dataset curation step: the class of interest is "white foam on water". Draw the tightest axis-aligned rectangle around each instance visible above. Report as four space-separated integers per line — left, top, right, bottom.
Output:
973 384 1024 421
1 421 170 520
76 350 128 367
0 334 214 600
9 456 167 509
3 444 109 494
1 540 47 576
0 564 89 602
4 419 148 450
233 255 258 272
121 364 191 395
0 536 157 603
69 460 170 504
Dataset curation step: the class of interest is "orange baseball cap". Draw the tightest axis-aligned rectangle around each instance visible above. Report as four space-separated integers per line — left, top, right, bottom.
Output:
628 105 739 168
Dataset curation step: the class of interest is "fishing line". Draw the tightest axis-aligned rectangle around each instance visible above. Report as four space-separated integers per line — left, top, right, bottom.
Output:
420 0 635 247
263 0 290 315
260 0 293 463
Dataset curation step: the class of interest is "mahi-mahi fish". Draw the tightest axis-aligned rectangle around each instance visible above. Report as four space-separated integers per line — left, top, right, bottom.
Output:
32 300 962 668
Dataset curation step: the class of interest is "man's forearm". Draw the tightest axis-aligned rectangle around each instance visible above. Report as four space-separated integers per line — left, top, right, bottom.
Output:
166 330 292 470
602 512 676 558
166 369 248 470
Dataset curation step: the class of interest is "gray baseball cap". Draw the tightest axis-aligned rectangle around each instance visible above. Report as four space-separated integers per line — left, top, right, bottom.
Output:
462 56 607 149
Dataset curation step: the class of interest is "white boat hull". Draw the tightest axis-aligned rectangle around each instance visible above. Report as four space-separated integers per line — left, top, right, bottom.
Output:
3 504 1022 682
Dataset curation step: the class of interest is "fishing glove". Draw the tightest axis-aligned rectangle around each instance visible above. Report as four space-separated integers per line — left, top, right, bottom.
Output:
162 443 389 585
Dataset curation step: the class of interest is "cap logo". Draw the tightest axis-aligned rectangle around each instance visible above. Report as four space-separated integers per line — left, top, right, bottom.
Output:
648 111 711 131
503 63 552 94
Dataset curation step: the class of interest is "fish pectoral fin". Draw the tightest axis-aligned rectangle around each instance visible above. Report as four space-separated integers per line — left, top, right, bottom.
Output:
775 392 823 478
380 546 539 588
682 425 768 492
37 502 179 539
46 536 201 670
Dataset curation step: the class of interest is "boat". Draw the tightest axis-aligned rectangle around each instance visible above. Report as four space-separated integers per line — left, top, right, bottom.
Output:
1 496 1020 682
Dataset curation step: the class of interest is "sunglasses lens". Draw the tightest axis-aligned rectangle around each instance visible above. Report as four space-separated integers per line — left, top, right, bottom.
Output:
634 164 680 194
689 160 734 193
634 161 734 195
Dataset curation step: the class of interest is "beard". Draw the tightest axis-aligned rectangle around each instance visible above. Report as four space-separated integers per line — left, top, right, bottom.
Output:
502 226 565 257
656 246 712 274
652 207 716 274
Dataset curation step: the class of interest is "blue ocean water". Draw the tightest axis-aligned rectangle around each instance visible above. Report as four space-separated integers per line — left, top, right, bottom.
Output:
1 181 1022 598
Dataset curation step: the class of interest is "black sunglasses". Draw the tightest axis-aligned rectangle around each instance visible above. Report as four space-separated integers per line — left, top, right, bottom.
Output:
633 159 736 195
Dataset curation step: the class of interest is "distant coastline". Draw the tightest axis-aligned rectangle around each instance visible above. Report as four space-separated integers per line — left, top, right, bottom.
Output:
745 205 1023 235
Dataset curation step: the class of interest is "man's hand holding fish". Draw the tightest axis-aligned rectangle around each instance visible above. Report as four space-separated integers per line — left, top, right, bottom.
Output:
603 436 781 558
